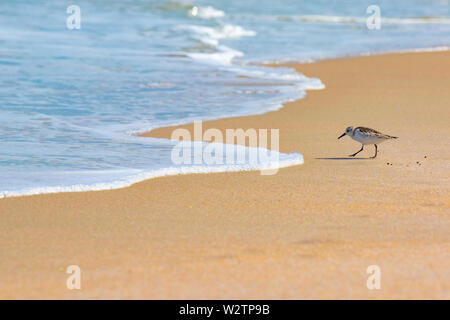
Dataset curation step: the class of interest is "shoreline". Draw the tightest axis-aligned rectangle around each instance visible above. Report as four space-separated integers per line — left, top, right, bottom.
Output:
1 51 449 299
1 70 318 199
1 49 447 199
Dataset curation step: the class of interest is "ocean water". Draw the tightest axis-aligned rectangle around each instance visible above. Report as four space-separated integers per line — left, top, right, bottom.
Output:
0 0 449 197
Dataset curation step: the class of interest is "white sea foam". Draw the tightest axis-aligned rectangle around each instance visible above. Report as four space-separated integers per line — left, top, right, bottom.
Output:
189 5 226 19
181 24 256 40
261 46 450 65
179 23 255 65
400 46 450 52
0 147 303 198
227 65 325 86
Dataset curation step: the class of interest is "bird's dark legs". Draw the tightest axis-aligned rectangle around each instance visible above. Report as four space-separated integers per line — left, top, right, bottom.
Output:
349 145 364 157
371 144 378 159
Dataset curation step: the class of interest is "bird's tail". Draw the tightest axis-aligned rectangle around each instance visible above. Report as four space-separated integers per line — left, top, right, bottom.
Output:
389 135 398 139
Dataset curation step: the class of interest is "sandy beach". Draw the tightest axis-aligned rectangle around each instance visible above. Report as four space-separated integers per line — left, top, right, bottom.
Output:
1 51 449 299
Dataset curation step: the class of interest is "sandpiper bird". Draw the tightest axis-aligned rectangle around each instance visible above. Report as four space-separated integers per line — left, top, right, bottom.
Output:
338 126 398 158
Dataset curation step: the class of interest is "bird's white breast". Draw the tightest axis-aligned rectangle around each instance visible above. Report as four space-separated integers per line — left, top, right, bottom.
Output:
350 129 384 145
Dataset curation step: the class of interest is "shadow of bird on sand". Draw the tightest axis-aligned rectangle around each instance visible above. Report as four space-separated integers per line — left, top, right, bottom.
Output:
315 157 374 160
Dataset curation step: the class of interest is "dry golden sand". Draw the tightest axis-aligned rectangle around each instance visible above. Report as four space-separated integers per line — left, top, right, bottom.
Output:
1 52 449 299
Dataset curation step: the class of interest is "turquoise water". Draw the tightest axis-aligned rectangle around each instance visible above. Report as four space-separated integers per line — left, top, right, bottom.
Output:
0 0 449 197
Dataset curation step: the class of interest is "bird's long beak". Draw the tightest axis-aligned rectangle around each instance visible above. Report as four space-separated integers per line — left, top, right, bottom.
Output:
338 133 346 139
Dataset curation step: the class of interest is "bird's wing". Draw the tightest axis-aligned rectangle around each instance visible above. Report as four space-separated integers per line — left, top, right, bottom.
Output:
355 127 382 134
355 127 397 139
